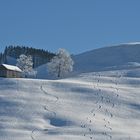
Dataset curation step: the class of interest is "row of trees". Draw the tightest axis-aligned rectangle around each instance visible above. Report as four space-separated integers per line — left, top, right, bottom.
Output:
0 46 55 67
17 48 74 78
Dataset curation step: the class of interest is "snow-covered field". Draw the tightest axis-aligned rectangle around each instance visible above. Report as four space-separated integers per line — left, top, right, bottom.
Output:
0 70 140 140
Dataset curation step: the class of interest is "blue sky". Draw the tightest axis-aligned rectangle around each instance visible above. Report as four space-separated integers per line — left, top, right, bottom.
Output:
0 0 140 54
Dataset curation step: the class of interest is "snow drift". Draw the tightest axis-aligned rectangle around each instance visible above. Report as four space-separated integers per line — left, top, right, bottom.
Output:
0 70 140 139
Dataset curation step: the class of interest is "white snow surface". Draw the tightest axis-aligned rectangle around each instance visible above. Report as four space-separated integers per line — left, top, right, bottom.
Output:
122 42 140 45
73 44 140 73
0 70 140 140
2 64 22 72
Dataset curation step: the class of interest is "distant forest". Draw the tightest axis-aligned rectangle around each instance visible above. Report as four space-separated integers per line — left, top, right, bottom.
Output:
0 46 55 68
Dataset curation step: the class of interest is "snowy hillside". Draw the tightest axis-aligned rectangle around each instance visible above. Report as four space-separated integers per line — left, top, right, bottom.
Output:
3 43 140 79
0 70 140 140
1 43 140 139
73 43 140 73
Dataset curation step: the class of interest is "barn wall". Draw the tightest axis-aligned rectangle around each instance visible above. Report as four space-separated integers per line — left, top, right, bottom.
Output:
6 70 21 78
0 70 6 77
0 65 22 78
0 66 6 77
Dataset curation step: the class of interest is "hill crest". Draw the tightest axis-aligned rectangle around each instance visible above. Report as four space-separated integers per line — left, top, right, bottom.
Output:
73 43 140 73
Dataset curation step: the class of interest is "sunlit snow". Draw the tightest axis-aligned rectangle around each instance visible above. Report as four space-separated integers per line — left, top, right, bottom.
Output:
0 70 140 140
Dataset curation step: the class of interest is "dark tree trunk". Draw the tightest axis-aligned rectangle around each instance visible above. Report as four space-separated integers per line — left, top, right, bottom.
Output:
58 63 61 77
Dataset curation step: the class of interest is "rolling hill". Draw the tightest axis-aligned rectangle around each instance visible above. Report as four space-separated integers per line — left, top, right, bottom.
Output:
73 43 140 73
0 43 140 139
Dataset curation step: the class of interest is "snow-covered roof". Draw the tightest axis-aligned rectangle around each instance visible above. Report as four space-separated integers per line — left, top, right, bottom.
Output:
1 64 22 72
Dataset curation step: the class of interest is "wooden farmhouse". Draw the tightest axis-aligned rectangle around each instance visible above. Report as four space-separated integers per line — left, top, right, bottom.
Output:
0 64 22 78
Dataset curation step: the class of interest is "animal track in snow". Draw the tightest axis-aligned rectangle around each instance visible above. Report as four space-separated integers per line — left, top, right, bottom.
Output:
31 85 59 140
40 85 59 102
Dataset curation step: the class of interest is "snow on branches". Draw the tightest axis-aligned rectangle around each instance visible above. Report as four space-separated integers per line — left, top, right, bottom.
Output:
47 48 74 78
17 54 37 78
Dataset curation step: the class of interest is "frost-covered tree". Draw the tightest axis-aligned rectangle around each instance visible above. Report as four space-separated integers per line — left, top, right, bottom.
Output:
17 54 37 78
47 48 74 78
